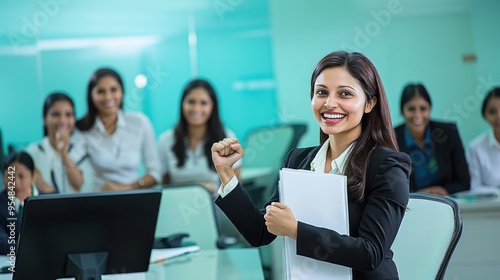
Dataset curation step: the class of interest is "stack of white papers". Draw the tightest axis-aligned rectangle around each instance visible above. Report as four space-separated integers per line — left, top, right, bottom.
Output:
149 246 200 264
279 168 351 280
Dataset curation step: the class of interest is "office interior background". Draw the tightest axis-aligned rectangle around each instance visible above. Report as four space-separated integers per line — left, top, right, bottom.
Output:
0 0 499 155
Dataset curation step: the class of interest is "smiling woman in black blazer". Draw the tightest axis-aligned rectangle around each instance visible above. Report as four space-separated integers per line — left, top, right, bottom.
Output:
211 51 411 279
394 83 470 195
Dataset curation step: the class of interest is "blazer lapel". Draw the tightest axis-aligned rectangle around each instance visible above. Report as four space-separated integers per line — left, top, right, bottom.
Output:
288 146 322 171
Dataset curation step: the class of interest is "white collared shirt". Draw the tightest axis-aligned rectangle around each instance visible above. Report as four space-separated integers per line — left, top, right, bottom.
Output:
157 128 242 191
217 139 354 198
26 136 87 194
310 139 354 175
77 110 161 192
469 130 500 189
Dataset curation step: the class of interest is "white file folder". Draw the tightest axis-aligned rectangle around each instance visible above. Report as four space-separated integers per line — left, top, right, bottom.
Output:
279 168 352 280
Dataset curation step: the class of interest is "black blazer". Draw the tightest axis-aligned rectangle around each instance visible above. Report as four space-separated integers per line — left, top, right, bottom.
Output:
394 121 470 194
0 190 20 255
216 146 410 280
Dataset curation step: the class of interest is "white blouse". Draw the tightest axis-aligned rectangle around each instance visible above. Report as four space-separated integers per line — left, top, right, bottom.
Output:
76 111 161 192
26 136 87 194
310 139 354 175
469 131 500 190
158 128 242 190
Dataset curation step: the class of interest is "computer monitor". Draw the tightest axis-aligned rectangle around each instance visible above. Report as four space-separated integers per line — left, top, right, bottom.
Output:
13 189 162 280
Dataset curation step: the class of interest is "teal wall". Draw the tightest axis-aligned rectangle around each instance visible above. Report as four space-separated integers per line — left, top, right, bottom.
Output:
0 0 499 154
269 0 497 148
0 0 275 153
139 34 192 137
0 54 41 149
470 1 500 134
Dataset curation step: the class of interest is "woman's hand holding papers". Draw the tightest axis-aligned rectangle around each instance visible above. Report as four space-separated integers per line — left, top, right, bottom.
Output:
264 202 298 239
211 138 244 186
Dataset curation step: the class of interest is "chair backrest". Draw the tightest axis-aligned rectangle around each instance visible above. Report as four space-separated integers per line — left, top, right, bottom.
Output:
391 193 463 280
155 184 220 250
241 124 307 275
242 123 307 205
243 123 307 170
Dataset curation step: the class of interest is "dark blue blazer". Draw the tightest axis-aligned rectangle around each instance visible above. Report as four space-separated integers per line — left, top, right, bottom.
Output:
216 146 410 280
395 121 470 194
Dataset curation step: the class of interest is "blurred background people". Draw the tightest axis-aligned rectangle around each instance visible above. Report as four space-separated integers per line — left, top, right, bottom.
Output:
469 87 500 190
158 78 242 194
394 83 470 195
0 152 38 254
26 93 85 194
158 78 245 246
76 68 161 192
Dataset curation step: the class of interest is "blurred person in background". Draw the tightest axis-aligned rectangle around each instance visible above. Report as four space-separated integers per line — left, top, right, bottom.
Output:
469 87 500 190
157 78 242 194
395 83 470 196
76 67 161 192
26 92 85 194
0 152 38 254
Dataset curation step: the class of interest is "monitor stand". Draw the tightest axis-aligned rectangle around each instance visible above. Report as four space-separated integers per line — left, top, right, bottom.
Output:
65 252 108 280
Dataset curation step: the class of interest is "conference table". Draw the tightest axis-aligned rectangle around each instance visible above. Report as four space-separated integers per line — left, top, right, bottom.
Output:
147 248 264 280
444 194 500 280
0 248 264 280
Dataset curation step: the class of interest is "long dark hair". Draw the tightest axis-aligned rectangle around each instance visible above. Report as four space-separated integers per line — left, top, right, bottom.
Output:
76 68 124 131
482 87 500 118
43 92 75 136
172 79 226 170
400 83 432 115
3 151 35 175
310 51 398 202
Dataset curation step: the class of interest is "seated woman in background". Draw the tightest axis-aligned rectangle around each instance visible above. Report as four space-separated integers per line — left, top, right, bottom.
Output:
157 78 242 194
394 83 470 195
76 68 161 192
0 151 38 255
158 78 245 246
469 87 500 190
26 92 86 194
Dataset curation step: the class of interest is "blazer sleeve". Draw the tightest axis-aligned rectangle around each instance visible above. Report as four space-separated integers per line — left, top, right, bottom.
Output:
442 124 470 193
296 150 410 271
214 149 299 247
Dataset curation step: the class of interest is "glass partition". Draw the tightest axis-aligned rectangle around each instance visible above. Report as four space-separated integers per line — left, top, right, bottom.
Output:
0 0 277 150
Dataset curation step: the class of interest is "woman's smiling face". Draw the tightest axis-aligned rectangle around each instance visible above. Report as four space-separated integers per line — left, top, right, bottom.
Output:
311 67 375 140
